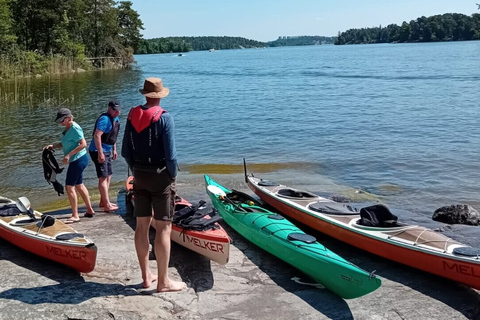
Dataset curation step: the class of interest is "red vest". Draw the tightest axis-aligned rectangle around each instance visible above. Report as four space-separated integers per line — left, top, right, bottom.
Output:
128 106 165 133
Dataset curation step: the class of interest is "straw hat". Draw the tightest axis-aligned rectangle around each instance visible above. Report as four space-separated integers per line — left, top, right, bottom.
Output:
139 77 169 98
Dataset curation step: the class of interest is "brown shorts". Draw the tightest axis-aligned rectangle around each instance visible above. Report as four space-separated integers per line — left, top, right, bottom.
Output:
132 167 176 221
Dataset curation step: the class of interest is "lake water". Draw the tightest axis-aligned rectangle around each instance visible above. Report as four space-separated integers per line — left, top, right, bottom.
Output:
0 42 479 245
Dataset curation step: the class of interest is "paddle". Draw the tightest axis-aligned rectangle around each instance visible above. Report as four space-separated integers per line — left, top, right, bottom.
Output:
16 197 36 221
16 197 55 230
207 185 248 212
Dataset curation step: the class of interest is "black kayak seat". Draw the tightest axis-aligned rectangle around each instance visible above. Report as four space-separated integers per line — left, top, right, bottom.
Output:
453 246 480 257
267 214 285 220
309 202 359 215
258 180 279 187
277 188 318 199
56 233 84 241
358 204 399 228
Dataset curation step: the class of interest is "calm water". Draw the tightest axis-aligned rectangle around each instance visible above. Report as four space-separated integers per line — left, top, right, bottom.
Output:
0 42 479 244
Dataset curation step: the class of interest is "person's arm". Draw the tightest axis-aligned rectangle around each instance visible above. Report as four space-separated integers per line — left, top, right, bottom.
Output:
63 138 87 164
44 142 62 150
121 121 133 169
161 114 178 179
112 142 117 160
93 129 105 163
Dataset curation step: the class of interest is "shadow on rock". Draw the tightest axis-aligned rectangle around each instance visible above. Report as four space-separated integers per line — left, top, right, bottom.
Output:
0 281 135 305
0 238 137 305
0 238 83 283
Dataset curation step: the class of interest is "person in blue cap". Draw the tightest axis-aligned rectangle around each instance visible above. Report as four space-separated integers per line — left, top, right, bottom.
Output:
44 108 95 223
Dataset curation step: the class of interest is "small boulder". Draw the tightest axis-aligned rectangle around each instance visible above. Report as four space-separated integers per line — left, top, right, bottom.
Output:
432 204 480 226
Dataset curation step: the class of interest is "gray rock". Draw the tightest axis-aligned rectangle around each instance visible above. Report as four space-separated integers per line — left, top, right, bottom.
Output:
433 204 480 226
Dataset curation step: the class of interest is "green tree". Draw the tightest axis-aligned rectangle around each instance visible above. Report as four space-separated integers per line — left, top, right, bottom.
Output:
0 0 16 53
117 1 143 52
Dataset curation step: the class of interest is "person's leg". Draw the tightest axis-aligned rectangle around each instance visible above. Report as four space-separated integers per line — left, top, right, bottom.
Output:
75 184 95 214
97 153 118 210
65 185 79 220
65 160 80 221
150 174 185 292
98 176 110 207
135 216 157 288
152 220 186 292
74 154 95 215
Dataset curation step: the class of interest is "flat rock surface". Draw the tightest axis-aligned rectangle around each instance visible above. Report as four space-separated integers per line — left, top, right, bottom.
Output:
0 191 479 320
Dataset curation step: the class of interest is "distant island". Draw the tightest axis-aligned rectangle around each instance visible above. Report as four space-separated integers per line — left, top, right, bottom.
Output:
136 35 335 54
335 13 480 45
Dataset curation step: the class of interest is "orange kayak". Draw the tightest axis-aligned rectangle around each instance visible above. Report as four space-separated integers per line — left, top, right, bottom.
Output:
0 196 97 273
245 170 480 290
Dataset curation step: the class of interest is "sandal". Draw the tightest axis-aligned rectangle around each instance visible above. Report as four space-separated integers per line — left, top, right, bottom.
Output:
84 212 95 218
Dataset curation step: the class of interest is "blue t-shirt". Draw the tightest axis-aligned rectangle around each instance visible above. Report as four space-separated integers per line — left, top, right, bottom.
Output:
61 122 87 163
89 115 120 153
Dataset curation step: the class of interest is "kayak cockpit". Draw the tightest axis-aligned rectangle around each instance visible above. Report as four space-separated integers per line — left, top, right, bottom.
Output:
309 201 360 215
277 188 319 199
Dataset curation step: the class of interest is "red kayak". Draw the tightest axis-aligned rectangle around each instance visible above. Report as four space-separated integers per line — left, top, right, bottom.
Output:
0 196 97 273
244 164 480 290
125 176 230 265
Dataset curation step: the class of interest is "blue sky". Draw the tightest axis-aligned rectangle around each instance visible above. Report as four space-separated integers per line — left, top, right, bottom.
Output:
130 0 479 42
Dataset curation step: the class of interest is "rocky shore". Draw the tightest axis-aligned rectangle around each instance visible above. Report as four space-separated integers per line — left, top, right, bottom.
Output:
0 188 479 320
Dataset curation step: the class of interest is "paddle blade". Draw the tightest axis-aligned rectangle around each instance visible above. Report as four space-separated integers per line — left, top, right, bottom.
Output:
16 197 31 213
207 185 227 197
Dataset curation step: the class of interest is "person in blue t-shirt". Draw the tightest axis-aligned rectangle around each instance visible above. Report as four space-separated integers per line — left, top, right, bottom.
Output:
44 108 95 223
89 100 121 212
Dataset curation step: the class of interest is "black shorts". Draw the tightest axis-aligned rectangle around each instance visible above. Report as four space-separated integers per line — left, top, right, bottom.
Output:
89 151 113 178
132 167 176 221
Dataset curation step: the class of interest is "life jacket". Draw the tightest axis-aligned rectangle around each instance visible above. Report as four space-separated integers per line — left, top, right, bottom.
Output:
172 200 223 231
126 105 167 165
42 148 64 196
92 112 120 145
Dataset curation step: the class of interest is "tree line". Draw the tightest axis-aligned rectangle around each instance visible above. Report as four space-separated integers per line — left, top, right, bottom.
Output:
268 36 335 47
136 35 336 54
0 0 143 78
335 13 480 45
136 36 267 54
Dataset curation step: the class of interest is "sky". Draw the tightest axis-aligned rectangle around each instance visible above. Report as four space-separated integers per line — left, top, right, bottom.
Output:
130 0 479 42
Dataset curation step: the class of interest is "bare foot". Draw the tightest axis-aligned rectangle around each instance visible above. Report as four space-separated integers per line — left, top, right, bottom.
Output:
157 280 187 293
142 274 158 288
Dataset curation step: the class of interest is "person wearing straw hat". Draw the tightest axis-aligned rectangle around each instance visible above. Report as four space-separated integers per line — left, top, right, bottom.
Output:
44 108 95 223
121 77 186 292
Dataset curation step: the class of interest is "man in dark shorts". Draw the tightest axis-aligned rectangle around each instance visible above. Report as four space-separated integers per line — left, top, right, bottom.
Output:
121 77 186 292
89 100 121 212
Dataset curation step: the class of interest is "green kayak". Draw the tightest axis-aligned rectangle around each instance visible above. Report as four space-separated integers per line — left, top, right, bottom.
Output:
204 175 381 299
